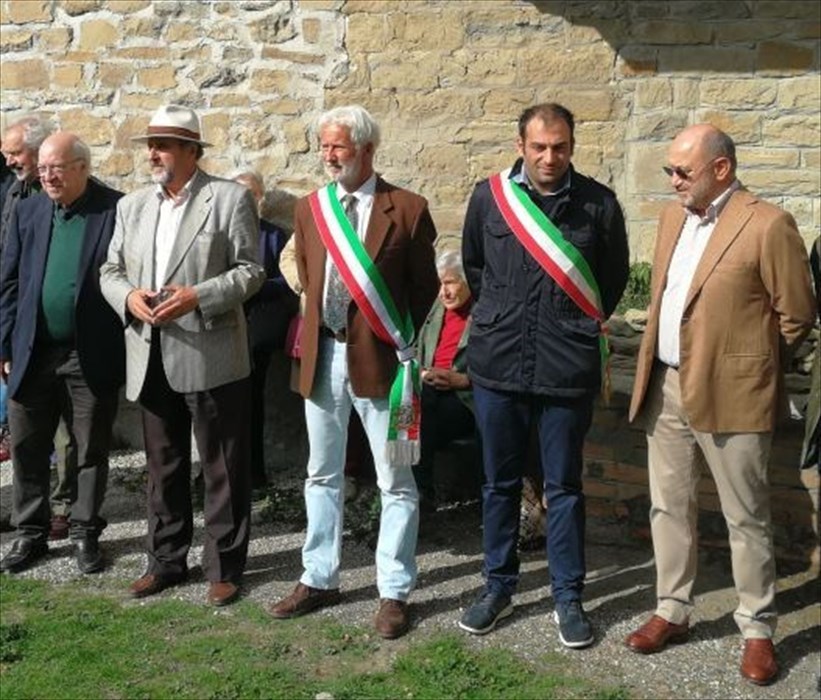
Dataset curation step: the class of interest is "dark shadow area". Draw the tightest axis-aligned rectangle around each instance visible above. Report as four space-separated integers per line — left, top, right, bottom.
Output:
528 1 820 73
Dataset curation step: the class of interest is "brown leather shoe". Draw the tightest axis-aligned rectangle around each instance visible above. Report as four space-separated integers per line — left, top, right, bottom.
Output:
625 615 689 654
740 638 778 685
49 515 70 541
129 572 187 599
268 582 341 619
207 581 239 607
374 598 410 639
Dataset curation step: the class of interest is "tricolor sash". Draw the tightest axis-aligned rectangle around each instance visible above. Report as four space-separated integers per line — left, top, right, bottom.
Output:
489 168 611 400
308 182 421 467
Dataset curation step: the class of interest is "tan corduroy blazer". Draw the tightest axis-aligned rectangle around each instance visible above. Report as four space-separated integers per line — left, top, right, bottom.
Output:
293 177 439 400
630 188 815 433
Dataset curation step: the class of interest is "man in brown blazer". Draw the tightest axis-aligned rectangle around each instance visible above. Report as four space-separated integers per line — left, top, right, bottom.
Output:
268 105 438 639
625 124 815 685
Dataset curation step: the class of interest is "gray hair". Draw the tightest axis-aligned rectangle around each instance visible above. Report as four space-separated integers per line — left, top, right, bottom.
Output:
8 115 55 152
70 136 91 166
703 128 737 175
436 249 465 280
316 105 380 150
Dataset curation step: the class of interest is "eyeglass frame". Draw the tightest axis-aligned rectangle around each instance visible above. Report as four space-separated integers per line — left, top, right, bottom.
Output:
662 156 724 182
36 157 84 176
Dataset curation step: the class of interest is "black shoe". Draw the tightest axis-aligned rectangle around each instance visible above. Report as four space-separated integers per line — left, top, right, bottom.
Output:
74 536 104 574
458 590 514 635
0 538 48 573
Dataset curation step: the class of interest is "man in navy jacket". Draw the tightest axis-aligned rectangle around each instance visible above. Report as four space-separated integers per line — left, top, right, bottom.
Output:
0 132 124 574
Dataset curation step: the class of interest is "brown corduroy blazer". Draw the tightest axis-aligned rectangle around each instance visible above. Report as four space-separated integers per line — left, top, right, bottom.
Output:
629 188 815 433
293 176 439 399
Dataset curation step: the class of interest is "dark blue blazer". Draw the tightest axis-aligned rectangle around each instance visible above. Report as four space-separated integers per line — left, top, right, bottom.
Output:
0 179 125 399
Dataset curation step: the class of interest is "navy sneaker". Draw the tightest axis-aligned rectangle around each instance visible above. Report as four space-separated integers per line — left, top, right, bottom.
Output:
553 600 594 648
459 590 513 635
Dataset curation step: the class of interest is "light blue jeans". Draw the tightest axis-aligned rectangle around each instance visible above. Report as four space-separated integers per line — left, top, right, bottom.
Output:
301 336 419 600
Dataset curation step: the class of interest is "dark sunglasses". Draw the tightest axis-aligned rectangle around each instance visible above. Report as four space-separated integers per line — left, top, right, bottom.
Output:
662 157 721 181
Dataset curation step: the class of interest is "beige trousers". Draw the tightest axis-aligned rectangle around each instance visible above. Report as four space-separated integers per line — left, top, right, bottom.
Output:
642 364 777 639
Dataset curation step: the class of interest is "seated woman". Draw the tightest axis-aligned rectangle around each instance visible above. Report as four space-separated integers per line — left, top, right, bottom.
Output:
415 250 475 511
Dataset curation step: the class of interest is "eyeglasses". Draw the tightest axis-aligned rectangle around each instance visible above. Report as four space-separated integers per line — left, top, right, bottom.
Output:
662 157 721 181
37 158 83 176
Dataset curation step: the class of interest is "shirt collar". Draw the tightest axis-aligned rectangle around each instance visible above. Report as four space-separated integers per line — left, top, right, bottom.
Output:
155 168 199 205
336 172 377 201
510 158 572 197
687 179 740 223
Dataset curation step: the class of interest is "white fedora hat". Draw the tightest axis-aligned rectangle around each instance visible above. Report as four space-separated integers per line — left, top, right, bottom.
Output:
131 104 212 147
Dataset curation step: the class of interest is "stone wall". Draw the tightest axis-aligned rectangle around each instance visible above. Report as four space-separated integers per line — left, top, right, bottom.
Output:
1 0 819 257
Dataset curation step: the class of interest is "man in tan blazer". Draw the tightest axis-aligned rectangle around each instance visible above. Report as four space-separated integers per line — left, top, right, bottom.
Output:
100 105 264 607
268 105 438 639
626 124 815 685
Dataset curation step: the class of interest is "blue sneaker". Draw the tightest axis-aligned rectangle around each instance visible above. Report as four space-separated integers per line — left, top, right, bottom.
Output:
553 600 594 648
459 590 513 635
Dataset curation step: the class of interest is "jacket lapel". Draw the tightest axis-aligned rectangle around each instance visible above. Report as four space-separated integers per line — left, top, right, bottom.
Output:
683 189 753 311
364 178 392 260
653 206 686 301
162 172 212 285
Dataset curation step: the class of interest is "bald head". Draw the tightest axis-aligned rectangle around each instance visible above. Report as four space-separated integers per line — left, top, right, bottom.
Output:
38 132 91 206
666 124 736 213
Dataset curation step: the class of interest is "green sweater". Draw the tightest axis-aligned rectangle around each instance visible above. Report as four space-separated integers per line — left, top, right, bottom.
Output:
39 208 86 343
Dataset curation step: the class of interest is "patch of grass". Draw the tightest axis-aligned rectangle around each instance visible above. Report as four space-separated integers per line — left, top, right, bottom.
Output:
0 578 629 700
616 261 652 314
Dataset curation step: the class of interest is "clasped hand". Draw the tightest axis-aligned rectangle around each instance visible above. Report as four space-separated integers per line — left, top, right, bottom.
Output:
126 285 199 326
420 367 470 391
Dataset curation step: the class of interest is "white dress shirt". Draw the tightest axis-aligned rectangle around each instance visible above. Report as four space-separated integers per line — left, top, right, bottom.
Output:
153 171 197 288
657 181 740 366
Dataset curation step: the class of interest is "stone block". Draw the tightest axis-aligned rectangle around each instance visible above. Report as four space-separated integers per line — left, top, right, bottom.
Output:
106 0 152 12
119 15 165 38
283 121 309 153
117 92 164 110
0 59 48 89
668 0 750 20
736 147 800 169
672 79 699 108
98 62 134 89
762 114 821 148
742 169 819 197
700 79 778 109
711 20 785 43
97 150 135 177
547 88 621 122
5 0 52 23
778 76 821 110
112 46 170 60
302 17 321 44
250 69 291 93
346 13 391 54
201 113 231 150
209 94 250 108
114 115 147 147
39 27 72 52
757 41 816 73
625 142 669 195
0 29 33 52
390 9 464 51
165 22 199 42
635 79 672 110
630 20 712 44
461 47 519 88
78 19 119 50
617 46 658 76
60 0 101 15
236 122 275 152
755 0 821 19
137 65 177 90
59 109 113 146
519 43 615 85
370 53 439 90
480 88 537 120
53 64 84 89
417 143 468 174
658 46 754 73
261 47 324 64
427 206 466 239
695 110 761 144
258 97 310 115
343 0 402 12
248 8 297 44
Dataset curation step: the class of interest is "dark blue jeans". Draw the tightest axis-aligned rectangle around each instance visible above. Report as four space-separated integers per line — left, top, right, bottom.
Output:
472 383 593 603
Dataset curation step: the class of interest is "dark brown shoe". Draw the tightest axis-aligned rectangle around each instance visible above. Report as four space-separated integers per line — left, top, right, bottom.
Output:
374 598 410 639
740 638 778 685
49 515 70 541
207 581 239 607
129 572 187 599
625 615 689 654
268 582 341 619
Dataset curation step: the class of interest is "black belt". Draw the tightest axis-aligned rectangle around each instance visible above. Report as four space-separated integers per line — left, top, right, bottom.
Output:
320 326 347 342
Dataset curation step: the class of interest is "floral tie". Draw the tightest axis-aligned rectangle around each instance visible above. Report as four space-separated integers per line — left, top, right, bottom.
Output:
324 194 358 333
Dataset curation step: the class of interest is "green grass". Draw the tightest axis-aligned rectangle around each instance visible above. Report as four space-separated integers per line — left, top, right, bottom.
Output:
0 578 629 700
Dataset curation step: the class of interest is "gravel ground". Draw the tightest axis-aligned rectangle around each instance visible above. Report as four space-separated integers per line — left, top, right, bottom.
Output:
1 450 819 700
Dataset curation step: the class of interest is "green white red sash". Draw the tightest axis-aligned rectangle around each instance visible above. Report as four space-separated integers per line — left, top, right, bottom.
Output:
309 182 421 467
489 168 611 399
